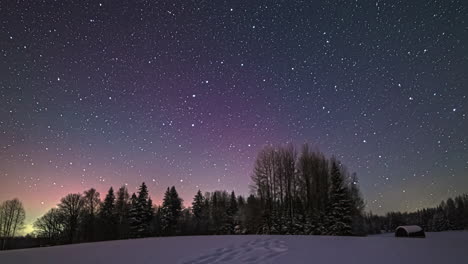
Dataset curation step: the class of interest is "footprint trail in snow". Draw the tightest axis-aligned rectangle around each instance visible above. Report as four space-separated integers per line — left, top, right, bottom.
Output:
180 237 288 264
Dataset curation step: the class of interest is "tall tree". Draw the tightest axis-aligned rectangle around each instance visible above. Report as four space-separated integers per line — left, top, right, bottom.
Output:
58 193 84 243
298 144 314 214
99 187 117 240
454 196 466 230
129 183 153 237
228 191 239 217
327 159 352 236
82 188 100 241
146 197 154 235
34 208 64 244
432 206 449 231
192 190 205 234
251 146 278 232
192 190 204 220
226 191 239 233
0 199 26 250
137 182 152 236
128 193 139 237
349 173 366 235
445 198 457 230
115 185 130 238
160 186 182 235
243 195 262 234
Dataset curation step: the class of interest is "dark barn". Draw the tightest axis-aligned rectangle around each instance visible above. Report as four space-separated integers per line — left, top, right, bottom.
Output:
395 226 426 238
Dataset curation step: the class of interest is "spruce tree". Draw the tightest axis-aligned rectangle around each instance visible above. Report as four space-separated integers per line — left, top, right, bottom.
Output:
129 182 152 236
228 191 238 216
349 174 365 235
100 187 115 218
227 191 239 233
192 190 205 234
432 208 449 231
445 198 457 230
454 196 465 230
115 186 130 238
100 187 117 240
170 186 182 219
137 183 149 206
161 186 182 235
327 160 352 235
192 190 204 219
146 197 154 235
129 193 140 237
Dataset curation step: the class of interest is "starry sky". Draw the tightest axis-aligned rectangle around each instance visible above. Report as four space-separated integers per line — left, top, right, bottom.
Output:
1 0 467 230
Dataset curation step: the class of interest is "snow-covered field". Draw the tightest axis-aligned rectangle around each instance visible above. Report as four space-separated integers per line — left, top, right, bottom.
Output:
1 232 467 264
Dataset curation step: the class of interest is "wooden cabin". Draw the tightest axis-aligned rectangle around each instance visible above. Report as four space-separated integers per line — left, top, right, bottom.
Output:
395 225 426 238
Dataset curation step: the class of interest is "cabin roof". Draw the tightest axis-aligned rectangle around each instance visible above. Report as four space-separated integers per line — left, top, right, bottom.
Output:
396 225 423 233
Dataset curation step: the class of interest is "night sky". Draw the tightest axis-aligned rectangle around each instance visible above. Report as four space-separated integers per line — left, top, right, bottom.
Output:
1 0 467 231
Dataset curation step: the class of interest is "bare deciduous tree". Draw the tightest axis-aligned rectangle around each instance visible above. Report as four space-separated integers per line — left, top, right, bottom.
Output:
58 193 84 243
0 198 26 250
33 208 64 243
82 188 100 241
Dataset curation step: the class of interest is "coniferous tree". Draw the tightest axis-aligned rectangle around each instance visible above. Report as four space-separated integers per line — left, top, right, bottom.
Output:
115 186 130 238
170 186 182 220
128 193 140 237
152 206 163 236
203 192 212 233
463 195 468 229
210 191 230 234
454 196 465 230
192 190 204 220
127 182 153 237
192 190 205 234
135 182 150 236
327 160 352 235
160 186 182 235
243 195 262 234
349 173 366 235
99 187 116 240
432 207 449 231
445 198 457 230
146 197 154 235
226 191 239 233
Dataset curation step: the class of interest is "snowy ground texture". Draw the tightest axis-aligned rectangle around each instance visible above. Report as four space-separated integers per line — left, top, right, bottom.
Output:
1 231 467 264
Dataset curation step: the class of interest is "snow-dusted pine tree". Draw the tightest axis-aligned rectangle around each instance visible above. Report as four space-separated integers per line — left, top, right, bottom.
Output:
349 173 366 235
115 186 130 238
327 160 352 236
192 190 205 234
192 190 204 220
99 187 117 240
135 182 150 236
160 186 182 235
432 208 449 231
226 191 239 234
128 193 140 237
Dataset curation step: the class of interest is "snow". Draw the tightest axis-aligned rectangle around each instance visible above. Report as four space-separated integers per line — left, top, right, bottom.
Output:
1 232 467 264
396 225 423 233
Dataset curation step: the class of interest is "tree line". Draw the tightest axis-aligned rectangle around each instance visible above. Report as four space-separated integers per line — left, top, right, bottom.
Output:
365 194 468 234
28 143 366 247
2 143 467 250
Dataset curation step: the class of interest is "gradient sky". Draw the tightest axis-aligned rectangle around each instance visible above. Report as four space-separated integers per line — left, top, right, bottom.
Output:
1 0 467 231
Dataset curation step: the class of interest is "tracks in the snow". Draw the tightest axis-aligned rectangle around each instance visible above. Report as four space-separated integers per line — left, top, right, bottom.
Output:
181 237 288 264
